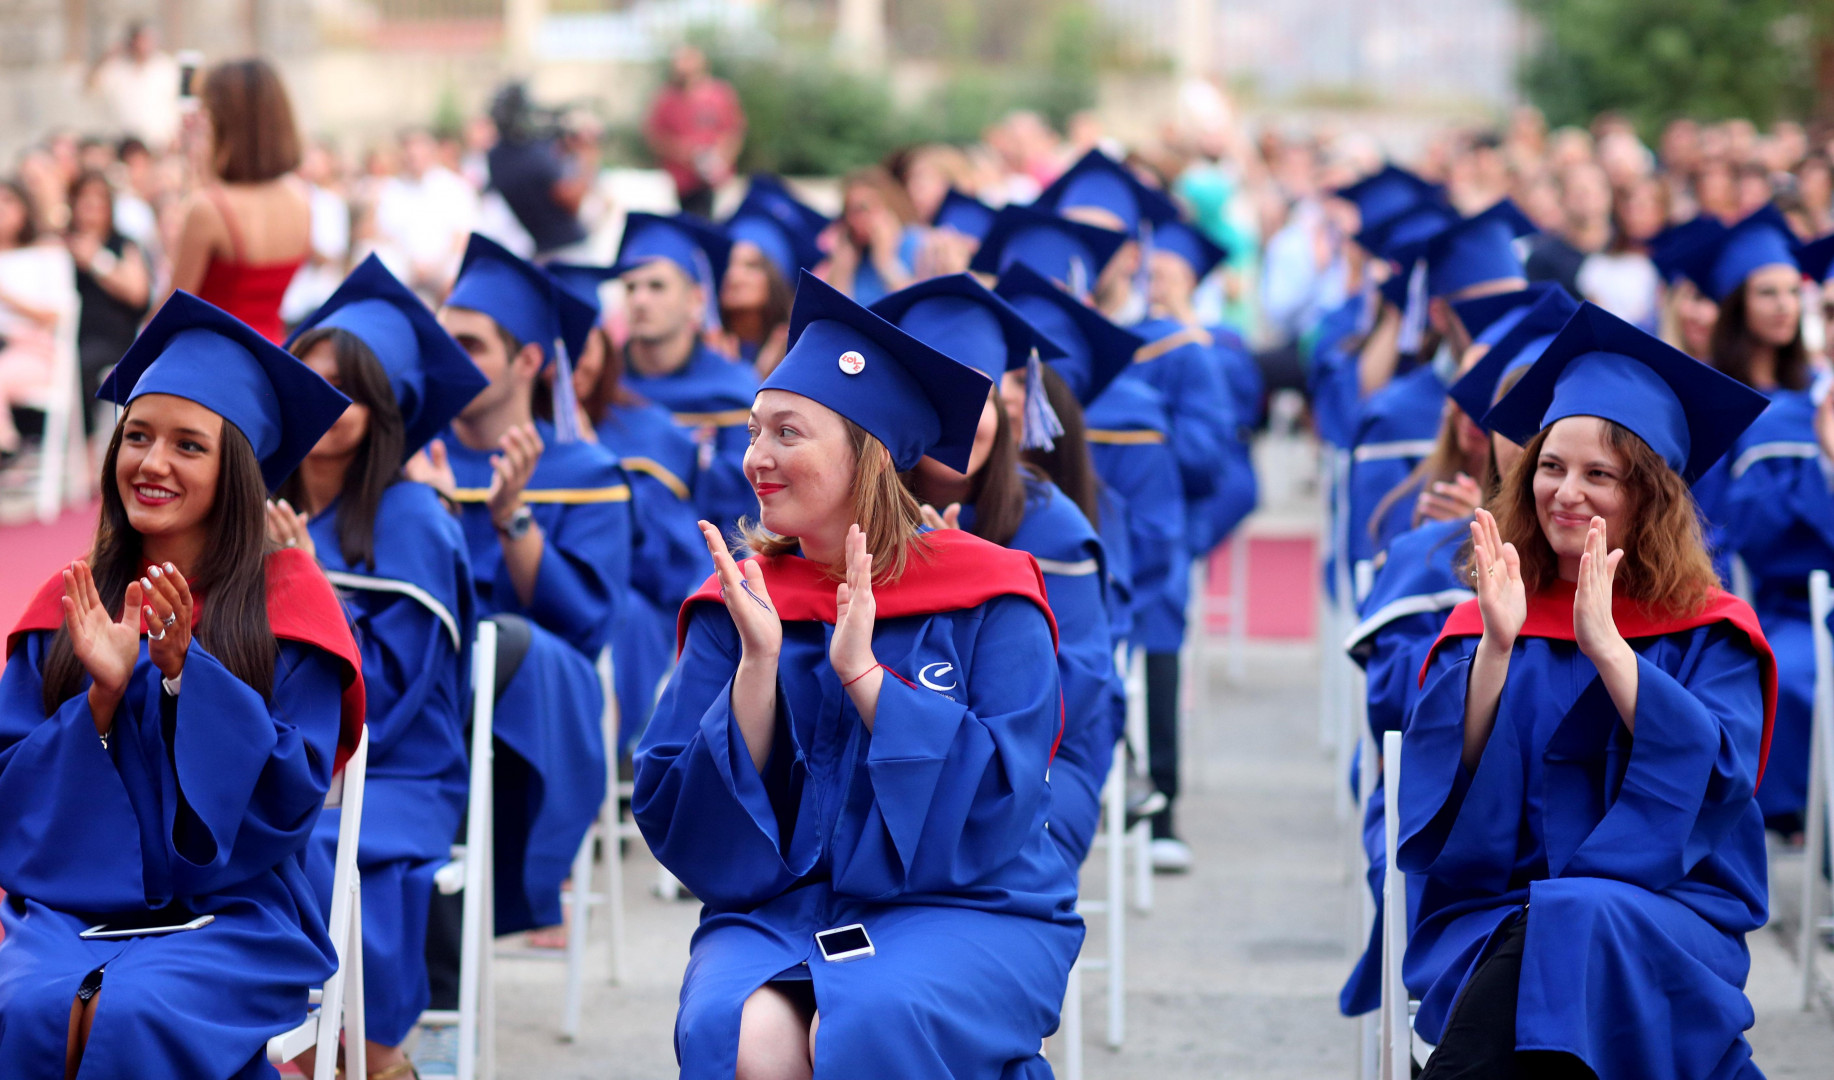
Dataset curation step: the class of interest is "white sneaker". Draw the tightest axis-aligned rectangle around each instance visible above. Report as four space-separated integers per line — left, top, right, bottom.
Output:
1150 837 1193 873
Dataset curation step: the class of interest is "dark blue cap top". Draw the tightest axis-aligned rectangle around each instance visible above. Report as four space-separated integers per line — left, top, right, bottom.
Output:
1151 219 1228 280
1669 205 1803 301
1647 217 1725 286
995 262 1143 405
611 211 734 286
543 261 621 315
101 292 351 491
1800 231 1834 283
868 273 1066 382
760 272 994 472
1448 287 1579 428
726 175 830 280
287 255 489 462
1357 200 1458 260
1482 301 1769 482
932 189 997 241
1033 149 1180 235
444 233 598 366
969 205 1129 297
1451 282 1561 347
1333 165 1444 233
1391 199 1536 298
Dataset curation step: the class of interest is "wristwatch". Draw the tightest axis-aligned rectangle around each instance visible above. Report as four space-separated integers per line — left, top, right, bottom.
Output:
496 504 534 540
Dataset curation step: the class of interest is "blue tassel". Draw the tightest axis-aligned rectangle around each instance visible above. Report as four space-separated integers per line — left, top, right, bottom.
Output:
692 248 722 335
1021 351 1063 451
1067 256 1089 303
1132 220 1154 309
551 339 583 444
1396 259 1428 355
1354 273 1378 336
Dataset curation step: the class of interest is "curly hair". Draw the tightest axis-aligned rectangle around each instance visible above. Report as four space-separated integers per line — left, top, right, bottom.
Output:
1472 418 1718 618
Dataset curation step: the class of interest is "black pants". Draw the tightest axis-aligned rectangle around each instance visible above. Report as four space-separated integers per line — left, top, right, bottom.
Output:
1419 913 1596 1080
1145 651 1181 838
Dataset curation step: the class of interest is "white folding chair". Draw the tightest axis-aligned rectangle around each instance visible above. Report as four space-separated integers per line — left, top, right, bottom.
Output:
1122 646 1154 913
1355 728 1381 1080
1055 727 1135 1078
554 646 624 1040
420 620 500 1080
9 248 86 522
1799 571 1834 1008
268 728 371 1080
1378 730 1409 1080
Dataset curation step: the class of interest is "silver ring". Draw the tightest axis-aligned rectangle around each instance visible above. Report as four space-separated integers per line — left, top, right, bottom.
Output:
163 612 177 628
284 537 298 549
148 626 167 642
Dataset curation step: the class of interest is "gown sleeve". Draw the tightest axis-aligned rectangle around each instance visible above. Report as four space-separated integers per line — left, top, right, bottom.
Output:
516 493 630 655
829 594 1061 898
1037 558 1123 863
1542 625 1764 891
631 606 810 911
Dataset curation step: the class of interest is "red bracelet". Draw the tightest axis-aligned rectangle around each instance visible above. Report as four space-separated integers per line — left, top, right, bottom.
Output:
842 663 880 688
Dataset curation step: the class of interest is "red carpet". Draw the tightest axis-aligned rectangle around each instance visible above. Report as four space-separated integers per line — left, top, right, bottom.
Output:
1202 534 1318 640
0 502 99 632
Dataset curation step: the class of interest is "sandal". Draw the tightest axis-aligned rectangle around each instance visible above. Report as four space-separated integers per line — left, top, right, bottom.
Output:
369 1061 419 1080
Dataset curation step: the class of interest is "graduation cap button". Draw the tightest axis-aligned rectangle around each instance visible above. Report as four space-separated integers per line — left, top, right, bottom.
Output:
839 350 866 375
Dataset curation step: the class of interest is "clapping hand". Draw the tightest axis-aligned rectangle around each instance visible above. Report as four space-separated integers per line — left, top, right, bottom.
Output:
62 560 142 705
1418 472 1484 523
265 498 316 559
405 438 459 504
137 561 194 681
700 520 781 662
1470 508 1526 654
830 524 878 687
918 503 962 531
486 424 543 530
1572 516 1627 666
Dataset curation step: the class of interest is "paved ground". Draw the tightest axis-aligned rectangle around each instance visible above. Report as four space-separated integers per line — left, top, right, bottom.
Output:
467 625 1834 1078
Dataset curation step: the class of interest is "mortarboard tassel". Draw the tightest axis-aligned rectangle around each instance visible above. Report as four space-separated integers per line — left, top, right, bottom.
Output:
1067 256 1089 303
1396 259 1428 356
1020 350 1064 452
551 338 583 444
1132 220 1155 310
691 248 722 335
1354 272 1379 337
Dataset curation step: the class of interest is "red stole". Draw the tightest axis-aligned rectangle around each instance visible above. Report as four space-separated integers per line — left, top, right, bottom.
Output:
1422 582 1777 784
9 548 366 772
678 529 1064 756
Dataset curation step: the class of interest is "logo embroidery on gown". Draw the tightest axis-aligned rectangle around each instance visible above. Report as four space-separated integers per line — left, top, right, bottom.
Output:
918 662 959 693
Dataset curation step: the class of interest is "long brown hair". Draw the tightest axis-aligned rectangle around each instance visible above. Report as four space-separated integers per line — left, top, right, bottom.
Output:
739 418 927 584
202 58 302 184
1474 419 1717 617
923 396 1034 548
41 407 277 712
1709 281 1810 391
1021 364 1100 527
278 327 405 571
577 327 646 426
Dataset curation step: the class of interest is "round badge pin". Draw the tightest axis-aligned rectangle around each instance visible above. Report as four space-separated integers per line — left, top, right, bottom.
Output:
838 350 866 375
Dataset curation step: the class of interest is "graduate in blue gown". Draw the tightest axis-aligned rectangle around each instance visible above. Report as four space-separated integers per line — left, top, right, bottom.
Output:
719 176 830 370
550 261 707 754
873 274 1122 870
634 273 1080 1080
412 234 631 934
1348 201 1537 574
1665 207 1820 833
1399 303 1775 1080
1337 286 1576 1018
614 212 762 533
276 255 487 1068
0 293 362 1080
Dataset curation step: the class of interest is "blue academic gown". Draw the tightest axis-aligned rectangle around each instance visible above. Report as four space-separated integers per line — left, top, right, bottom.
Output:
1399 619 1768 1080
623 342 760 535
964 479 1121 868
0 634 345 1079
634 560 1082 1080
597 401 707 754
304 481 474 1045
1337 517 1472 1016
1718 387 1828 825
1307 294 1369 452
1085 378 1187 654
1346 363 1445 572
1125 319 1234 547
445 421 630 932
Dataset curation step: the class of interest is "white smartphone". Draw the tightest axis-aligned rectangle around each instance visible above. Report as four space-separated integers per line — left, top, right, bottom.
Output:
80 914 214 940
815 923 874 963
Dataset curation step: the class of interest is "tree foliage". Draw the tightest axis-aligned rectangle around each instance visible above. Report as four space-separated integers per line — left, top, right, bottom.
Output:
1517 0 1814 132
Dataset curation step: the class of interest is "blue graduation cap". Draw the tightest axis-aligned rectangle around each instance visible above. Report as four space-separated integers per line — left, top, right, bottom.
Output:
725 175 830 280
544 261 621 315
1357 200 1458 263
1669 204 1802 301
100 292 351 491
1801 231 1834 283
969 205 1129 298
867 274 1065 383
1482 301 1768 482
1393 199 1537 298
932 189 997 241
1033 149 1180 235
1451 281 1562 348
1448 286 1579 427
995 262 1144 406
1334 165 1443 233
762 271 993 472
444 233 598 366
1647 217 1726 286
610 211 734 287
287 255 489 462
1152 219 1228 281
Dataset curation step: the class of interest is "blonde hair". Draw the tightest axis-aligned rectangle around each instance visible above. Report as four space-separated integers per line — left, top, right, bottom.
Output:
737 418 928 584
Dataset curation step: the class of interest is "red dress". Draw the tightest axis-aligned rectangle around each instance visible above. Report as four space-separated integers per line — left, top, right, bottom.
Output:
194 186 306 343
